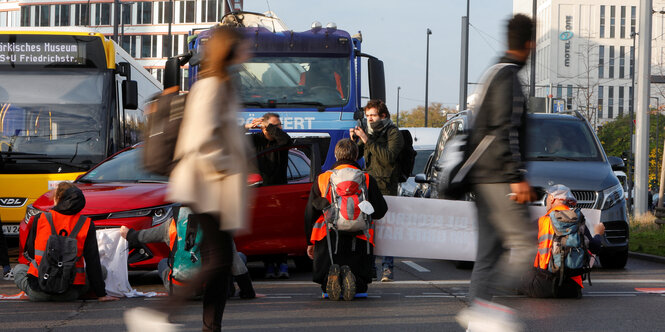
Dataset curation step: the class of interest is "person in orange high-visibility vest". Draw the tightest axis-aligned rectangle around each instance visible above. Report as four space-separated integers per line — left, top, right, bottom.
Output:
305 139 387 301
520 184 605 298
14 182 118 302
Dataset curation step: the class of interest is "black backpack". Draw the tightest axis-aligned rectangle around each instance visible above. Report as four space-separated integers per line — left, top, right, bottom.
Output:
29 213 88 294
143 86 187 176
397 129 417 183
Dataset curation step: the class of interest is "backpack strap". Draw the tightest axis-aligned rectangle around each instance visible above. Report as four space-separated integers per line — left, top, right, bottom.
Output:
44 212 57 235
68 215 89 239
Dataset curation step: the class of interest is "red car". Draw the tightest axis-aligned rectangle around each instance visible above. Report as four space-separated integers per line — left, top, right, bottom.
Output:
20 139 324 270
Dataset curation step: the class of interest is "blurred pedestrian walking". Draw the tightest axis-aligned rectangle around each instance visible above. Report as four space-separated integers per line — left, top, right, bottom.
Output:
456 14 537 332
125 25 253 332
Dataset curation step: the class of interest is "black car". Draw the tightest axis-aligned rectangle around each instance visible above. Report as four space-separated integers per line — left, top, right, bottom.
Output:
415 110 629 268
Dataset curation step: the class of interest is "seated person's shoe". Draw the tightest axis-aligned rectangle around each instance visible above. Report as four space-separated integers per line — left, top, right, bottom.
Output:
326 264 342 301
277 263 290 279
341 265 356 301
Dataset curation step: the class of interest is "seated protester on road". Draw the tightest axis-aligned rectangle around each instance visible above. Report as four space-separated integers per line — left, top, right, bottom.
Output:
15 182 118 302
245 112 292 186
305 138 388 300
119 213 256 299
520 184 605 299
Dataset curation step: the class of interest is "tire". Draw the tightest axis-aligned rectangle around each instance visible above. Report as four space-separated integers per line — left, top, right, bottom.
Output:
293 255 313 272
454 260 474 270
599 249 628 269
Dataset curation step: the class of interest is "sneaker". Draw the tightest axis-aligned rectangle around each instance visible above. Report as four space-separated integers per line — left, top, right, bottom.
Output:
326 264 342 301
340 265 356 301
264 264 277 279
381 268 393 282
277 263 290 279
3 267 14 281
124 307 181 332
456 299 523 332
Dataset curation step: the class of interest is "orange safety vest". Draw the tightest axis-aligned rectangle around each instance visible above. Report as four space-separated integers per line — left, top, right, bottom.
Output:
534 205 583 288
298 72 345 98
28 211 91 286
310 164 374 245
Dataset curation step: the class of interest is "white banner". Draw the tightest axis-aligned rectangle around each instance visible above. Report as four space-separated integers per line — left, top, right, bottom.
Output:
373 196 601 261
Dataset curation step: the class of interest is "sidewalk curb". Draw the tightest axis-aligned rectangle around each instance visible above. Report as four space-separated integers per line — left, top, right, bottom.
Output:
628 251 665 264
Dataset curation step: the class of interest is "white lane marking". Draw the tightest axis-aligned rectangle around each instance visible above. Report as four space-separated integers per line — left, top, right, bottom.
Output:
252 279 665 286
402 260 431 273
405 295 456 298
262 296 292 299
585 294 637 297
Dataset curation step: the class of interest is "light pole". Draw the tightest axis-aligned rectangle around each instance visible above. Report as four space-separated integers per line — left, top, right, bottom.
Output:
628 31 638 212
396 86 401 127
425 28 432 127
652 96 661 188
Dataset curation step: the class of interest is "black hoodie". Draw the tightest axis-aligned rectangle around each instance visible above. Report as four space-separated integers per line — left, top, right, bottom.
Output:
26 186 107 298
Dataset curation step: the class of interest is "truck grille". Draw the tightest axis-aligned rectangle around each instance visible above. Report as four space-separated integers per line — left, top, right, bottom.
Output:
571 190 598 209
603 220 629 244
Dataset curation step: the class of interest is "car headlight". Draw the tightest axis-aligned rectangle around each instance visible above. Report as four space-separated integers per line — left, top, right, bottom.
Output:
108 205 176 226
23 204 43 224
601 183 624 210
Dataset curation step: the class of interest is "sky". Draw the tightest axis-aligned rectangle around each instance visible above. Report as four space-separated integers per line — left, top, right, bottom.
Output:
243 0 514 113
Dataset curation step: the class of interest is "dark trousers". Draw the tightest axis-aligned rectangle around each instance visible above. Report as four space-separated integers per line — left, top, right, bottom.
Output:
162 213 233 332
520 268 582 299
312 232 373 293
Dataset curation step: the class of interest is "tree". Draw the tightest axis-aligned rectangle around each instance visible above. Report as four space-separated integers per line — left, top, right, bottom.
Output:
574 39 601 128
392 102 456 128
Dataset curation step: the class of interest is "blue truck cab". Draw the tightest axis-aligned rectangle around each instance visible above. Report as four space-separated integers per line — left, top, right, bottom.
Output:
164 11 385 170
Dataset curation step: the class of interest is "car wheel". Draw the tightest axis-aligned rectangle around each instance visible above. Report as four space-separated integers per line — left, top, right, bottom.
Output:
599 249 628 269
293 256 313 272
454 260 474 270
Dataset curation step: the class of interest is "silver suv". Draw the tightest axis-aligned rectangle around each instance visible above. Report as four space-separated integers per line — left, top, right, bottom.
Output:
415 111 629 268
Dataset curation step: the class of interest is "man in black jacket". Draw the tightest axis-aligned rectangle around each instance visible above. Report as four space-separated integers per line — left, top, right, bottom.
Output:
456 14 537 331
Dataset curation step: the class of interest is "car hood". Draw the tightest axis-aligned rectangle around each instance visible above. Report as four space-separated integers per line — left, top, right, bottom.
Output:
33 182 168 214
526 161 619 192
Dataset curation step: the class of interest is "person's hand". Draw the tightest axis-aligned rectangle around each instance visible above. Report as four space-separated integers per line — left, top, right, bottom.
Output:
98 295 119 302
349 127 356 140
119 226 129 239
509 181 536 204
245 118 262 129
351 126 368 144
307 245 314 260
594 223 605 236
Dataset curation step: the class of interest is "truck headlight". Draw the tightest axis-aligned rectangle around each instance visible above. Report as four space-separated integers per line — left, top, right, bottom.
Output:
23 204 43 224
601 183 624 210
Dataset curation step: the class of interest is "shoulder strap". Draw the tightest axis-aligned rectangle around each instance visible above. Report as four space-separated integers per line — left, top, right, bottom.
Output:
44 212 57 235
69 215 89 238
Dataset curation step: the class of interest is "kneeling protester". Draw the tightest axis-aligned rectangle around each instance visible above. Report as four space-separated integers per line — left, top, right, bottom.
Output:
305 139 388 301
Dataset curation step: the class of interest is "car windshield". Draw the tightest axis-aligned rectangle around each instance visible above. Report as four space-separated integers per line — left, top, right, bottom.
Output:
0 71 109 172
525 118 603 161
413 149 434 176
79 147 168 183
234 56 350 107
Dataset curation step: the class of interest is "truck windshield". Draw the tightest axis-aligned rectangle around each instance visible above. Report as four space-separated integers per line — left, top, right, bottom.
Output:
0 71 110 173
525 118 603 161
235 56 350 107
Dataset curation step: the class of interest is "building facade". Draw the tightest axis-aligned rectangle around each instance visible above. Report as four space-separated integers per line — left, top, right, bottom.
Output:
514 0 665 127
0 0 245 88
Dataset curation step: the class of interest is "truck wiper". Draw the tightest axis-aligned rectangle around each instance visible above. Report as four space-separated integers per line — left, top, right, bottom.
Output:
274 101 325 107
16 155 90 171
531 156 579 161
243 102 267 108
0 151 47 157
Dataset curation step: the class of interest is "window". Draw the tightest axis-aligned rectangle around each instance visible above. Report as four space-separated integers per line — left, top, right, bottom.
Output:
181 67 189 91
93 3 111 26
619 46 625 78
74 4 89 26
566 85 573 110
556 84 562 98
598 45 605 78
35 5 50 27
157 1 173 24
150 68 163 82
610 6 615 38
631 6 636 35
162 34 178 58
20 6 30 26
620 6 626 38
608 86 614 119
598 86 604 118
122 3 132 25
630 46 634 79
54 4 70 26
200 0 223 23
177 0 195 23
141 35 158 58
600 6 605 38
629 86 634 114
121 35 137 58
137 2 152 25
609 46 615 78
619 87 624 117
